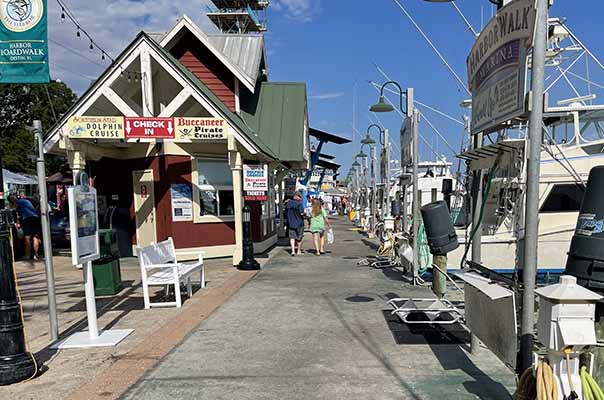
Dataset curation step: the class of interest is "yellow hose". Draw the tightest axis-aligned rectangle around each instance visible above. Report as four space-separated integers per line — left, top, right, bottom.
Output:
582 366 604 400
516 360 557 400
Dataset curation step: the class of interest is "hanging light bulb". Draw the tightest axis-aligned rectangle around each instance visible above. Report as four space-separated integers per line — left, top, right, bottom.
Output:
127 72 131 82
76 27 81 38
89 40 94 51
134 73 139 83
101 52 105 61
61 8 65 21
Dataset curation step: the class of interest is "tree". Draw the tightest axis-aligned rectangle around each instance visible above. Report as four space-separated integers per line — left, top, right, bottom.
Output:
0 81 77 175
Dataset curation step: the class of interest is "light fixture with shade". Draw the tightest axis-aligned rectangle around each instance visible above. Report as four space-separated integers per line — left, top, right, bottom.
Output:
355 151 368 159
352 160 361 168
370 80 406 114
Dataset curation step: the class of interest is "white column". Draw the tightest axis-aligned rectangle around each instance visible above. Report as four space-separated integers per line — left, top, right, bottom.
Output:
229 137 244 265
140 48 154 117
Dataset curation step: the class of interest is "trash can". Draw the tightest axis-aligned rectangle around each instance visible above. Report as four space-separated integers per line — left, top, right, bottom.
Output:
92 229 123 296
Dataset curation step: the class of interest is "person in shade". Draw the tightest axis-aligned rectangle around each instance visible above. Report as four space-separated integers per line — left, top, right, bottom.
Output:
286 191 305 256
309 198 331 256
9 194 42 261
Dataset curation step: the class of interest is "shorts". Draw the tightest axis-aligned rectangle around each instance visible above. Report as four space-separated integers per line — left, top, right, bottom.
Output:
311 229 325 235
22 217 41 237
288 226 304 241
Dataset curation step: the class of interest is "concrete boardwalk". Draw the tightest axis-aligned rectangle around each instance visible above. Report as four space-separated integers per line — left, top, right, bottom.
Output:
123 216 516 400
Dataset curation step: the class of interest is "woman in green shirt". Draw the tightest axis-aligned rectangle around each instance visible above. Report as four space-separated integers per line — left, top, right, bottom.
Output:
310 198 331 256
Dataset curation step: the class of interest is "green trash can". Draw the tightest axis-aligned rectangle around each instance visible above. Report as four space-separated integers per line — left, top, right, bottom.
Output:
92 229 123 296
92 257 122 296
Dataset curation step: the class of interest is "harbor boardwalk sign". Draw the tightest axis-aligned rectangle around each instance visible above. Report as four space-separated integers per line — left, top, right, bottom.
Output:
67 116 228 141
0 0 49 83
467 0 536 135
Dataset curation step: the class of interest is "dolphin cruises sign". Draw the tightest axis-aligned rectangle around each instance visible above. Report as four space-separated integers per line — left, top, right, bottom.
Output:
467 0 536 135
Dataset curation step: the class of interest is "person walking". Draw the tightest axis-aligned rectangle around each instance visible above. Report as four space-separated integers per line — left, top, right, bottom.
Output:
286 191 305 256
309 198 331 256
9 194 42 261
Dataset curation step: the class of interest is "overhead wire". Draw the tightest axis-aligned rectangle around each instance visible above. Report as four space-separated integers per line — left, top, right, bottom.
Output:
390 0 471 95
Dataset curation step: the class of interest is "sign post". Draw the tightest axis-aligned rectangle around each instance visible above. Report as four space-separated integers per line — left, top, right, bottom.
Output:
53 172 133 349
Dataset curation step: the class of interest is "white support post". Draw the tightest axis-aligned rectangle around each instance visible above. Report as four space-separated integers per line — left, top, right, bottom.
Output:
140 48 154 117
83 261 99 339
229 135 244 266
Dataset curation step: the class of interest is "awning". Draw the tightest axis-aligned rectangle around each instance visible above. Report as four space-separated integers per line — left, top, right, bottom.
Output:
309 128 351 145
3 169 37 186
316 159 341 171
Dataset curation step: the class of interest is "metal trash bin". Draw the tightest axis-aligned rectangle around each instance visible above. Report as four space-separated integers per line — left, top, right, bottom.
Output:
92 229 122 296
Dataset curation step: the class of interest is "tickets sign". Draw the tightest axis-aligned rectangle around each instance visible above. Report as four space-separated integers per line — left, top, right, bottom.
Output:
243 165 268 192
67 116 125 139
67 116 228 141
175 117 228 140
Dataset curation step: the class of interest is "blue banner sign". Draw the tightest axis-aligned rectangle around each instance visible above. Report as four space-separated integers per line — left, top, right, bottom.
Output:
0 0 49 83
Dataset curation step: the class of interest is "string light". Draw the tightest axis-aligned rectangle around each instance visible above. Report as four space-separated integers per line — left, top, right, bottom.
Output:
55 0 142 80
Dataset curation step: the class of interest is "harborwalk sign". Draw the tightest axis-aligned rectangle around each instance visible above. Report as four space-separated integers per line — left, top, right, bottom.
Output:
467 0 536 135
0 0 49 83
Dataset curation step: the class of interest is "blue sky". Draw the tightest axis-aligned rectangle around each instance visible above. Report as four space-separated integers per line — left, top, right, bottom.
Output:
47 0 604 177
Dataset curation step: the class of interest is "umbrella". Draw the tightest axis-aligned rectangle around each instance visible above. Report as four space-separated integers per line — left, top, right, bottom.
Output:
2 169 37 185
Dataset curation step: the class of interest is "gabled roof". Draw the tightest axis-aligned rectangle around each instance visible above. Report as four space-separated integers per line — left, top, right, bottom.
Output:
43 32 276 159
207 34 265 84
240 82 308 163
160 15 261 92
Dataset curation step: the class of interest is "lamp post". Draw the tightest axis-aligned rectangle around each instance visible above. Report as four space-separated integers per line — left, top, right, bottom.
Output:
371 82 420 284
237 205 260 270
351 160 361 225
362 127 380 236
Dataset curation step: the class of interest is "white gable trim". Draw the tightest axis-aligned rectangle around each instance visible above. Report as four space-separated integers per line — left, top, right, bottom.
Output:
160 15 256 93
44 34 262 157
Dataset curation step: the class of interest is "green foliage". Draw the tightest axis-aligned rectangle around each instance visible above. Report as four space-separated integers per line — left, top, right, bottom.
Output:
0 81 77 174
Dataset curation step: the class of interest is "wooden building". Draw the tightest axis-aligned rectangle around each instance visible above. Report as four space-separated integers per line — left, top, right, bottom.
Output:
43 16 310 265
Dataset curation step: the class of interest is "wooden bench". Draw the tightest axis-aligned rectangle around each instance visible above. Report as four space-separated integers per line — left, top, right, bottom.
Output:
137 237 205 309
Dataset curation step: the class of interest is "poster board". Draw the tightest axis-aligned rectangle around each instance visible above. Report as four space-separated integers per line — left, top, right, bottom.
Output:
68 184 100 265
170 183 193 222
243 164 268 201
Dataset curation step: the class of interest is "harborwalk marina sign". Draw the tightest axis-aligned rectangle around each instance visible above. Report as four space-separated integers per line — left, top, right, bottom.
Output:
467 0 536 135
0 0 49 83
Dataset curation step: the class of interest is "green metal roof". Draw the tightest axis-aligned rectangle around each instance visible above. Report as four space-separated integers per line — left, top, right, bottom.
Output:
240 82 308 163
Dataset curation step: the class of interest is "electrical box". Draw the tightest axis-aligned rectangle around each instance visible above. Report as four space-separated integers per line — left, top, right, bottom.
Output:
535 275 602 351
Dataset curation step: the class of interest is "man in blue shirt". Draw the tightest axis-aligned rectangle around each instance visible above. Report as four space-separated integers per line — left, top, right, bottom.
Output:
286 191 305 256
9 194 42 261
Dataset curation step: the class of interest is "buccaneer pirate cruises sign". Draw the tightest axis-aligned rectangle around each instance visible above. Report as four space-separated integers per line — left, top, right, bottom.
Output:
467 0 536 135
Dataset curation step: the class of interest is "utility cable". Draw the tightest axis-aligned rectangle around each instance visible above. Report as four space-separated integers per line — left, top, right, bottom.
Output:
390 0 471 95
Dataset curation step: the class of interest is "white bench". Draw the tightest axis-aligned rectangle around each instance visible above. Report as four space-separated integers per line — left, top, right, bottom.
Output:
137 237 205 309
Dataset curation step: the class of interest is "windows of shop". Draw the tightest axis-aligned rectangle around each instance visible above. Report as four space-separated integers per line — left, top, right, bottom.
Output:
194 159 234 221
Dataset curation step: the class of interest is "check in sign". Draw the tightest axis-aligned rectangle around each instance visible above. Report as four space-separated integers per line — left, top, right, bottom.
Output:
125 117 175 139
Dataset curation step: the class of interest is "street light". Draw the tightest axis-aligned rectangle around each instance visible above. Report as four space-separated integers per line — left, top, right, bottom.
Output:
355 150 368 159
351 160 360 168
370 80 406 114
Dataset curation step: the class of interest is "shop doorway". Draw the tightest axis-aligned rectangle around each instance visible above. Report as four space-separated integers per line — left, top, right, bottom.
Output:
132 170 157 248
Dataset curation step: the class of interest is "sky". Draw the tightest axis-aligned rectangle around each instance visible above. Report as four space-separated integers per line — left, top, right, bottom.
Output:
46 0 604 177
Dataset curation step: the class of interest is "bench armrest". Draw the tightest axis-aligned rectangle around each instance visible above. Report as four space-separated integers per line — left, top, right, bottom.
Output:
142 263 178 270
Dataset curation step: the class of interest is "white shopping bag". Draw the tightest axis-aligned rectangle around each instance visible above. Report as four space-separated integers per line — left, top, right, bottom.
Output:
327 228 335 244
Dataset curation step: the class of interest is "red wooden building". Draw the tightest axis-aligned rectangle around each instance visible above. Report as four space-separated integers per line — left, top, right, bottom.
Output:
44 16 310 265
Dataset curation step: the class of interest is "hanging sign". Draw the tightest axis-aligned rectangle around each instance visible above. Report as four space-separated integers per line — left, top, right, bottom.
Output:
125 117 174 139
170 183 193 222
243 164 268 201
466 0 536 135
0 0 49 83
243 165 268 192
68 173 100 265
67 116 125 139
175 117 228 140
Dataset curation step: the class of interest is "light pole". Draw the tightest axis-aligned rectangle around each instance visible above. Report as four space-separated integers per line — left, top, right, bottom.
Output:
364 125 382 236
351 160 361 225
371 82 420 284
